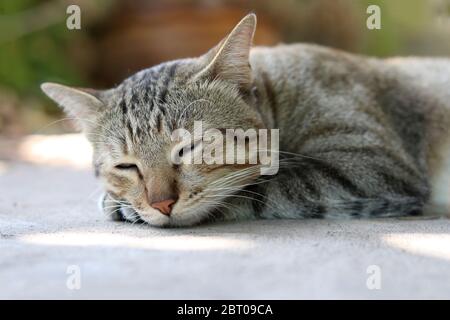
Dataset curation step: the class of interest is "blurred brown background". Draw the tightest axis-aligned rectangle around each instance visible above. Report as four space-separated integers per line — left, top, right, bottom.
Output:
1 0 450 137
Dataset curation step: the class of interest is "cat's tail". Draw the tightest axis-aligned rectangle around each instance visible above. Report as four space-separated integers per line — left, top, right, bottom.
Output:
320 196 426 218
262 196 428 219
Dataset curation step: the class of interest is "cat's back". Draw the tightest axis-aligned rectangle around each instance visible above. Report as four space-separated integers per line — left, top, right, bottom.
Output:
250 43 372 84
251 43 450 96
384 57 450 106
249 43 377 131
251 43 450 213
250 43 450 133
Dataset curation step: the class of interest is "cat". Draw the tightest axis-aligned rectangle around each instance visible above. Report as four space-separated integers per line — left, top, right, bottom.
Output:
41 14 450 227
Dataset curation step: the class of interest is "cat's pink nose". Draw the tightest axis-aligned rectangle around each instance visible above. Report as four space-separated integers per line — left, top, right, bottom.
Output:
151 198 176 216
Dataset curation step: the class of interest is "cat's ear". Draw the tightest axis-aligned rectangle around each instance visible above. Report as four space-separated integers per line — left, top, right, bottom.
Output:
41 82 104 131
196 13 256 91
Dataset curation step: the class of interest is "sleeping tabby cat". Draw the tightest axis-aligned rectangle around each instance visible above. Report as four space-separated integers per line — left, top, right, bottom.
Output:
41 14 450 227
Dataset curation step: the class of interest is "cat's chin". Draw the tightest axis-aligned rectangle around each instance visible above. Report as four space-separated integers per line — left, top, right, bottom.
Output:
138 210 206 228
136 205 213 228
138 214 171 227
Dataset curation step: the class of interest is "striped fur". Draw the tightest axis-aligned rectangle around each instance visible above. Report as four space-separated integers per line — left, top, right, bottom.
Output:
41 14 450 227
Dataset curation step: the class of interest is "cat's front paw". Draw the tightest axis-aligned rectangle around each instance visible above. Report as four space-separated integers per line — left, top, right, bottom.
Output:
99 192 142 223
99 192 125 221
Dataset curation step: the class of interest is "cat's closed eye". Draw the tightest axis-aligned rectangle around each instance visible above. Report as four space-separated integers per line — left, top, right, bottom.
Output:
114 163 143 178
115 163 139 170
178 141 200 158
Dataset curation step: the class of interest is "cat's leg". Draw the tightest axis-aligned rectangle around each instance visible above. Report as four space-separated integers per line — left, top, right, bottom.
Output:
250 155 430 219
99 192 142 223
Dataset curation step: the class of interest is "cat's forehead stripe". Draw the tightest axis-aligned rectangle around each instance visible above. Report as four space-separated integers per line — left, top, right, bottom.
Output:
158 62 179 105
116 61 182 144
122 61 180 111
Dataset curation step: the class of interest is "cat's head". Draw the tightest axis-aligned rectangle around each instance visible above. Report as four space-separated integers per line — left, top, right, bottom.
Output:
41 14 268 227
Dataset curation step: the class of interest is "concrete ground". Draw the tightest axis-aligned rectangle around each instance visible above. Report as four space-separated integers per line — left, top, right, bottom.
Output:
1 134 450 299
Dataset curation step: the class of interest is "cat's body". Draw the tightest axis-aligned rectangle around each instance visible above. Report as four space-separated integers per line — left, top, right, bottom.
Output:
42 14 450 227
245 44 450 219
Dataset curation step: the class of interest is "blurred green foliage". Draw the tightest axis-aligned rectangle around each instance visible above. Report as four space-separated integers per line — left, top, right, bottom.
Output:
0 0 82 99
360 0 431 56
